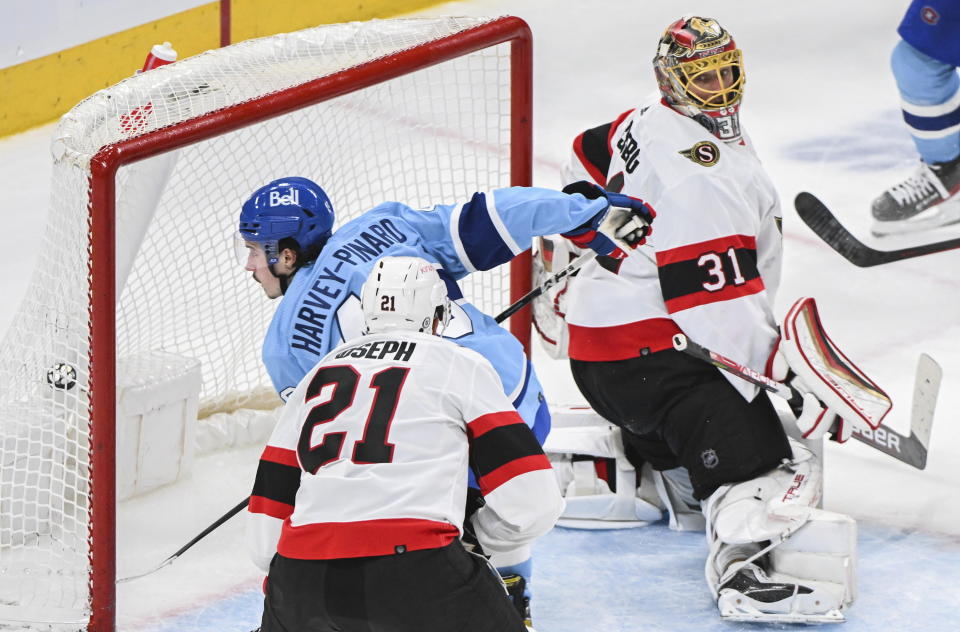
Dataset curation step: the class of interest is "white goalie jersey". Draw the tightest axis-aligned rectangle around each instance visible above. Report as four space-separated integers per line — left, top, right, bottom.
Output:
246 331 563 572
559 94 784 401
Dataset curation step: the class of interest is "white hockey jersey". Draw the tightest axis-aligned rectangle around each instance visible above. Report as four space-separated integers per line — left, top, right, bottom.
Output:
562 95 783 401
246 331 563 573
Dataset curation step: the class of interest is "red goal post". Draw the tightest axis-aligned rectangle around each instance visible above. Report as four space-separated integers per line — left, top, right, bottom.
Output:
0 16 531 631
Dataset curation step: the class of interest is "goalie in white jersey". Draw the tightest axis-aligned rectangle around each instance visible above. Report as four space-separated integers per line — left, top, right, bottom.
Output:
542 15 892 624
246 256 563 632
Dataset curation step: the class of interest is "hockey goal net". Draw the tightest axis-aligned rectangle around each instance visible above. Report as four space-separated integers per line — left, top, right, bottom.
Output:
0 16 532 630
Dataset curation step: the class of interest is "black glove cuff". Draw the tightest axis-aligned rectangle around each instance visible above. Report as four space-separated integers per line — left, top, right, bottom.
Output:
562 180 604 200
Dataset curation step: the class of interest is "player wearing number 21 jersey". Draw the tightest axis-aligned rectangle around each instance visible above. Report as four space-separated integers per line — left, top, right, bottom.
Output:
246 257 564 631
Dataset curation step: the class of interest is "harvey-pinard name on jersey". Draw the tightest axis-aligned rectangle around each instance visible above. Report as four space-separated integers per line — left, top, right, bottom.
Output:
291 217 409 357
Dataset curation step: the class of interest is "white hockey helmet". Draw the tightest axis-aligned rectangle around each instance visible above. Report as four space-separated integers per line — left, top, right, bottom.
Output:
361 256 451 335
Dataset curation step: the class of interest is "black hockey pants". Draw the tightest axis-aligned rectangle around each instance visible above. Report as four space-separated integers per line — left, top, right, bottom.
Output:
260 539 526 632
570 348 792 500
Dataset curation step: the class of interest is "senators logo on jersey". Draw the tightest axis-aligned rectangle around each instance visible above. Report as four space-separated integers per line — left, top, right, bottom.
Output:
678 141 720 167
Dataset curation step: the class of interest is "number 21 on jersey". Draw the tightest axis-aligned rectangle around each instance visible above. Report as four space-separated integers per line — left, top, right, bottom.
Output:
297 365 409 473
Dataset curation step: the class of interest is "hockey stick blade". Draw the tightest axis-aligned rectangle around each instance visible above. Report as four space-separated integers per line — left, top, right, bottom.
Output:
117 497 249 583
672 334 936 469
795 192 960 267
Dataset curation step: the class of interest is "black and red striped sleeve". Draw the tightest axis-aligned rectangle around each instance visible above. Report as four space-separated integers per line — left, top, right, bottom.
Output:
656 234 765 314
249 445 301 520
570 109 634 187
466 410 552 496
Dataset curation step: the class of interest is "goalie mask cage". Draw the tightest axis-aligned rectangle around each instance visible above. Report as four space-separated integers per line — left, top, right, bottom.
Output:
0 16 532 631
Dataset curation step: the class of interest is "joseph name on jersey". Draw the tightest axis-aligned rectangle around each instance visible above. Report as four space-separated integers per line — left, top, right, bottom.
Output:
246 331 564 572
261 187 609 413
563 96 783 401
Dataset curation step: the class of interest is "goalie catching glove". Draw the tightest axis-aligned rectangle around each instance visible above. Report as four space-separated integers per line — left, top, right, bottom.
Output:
766 297 892 442
561 181 655 257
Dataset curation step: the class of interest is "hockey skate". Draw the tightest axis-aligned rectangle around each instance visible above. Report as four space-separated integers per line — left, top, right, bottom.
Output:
502 574 536 631
717 562 846 624
871 155 960 236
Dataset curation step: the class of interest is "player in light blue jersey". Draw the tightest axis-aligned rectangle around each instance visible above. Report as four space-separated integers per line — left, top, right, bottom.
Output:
871 0 960 235
236 176 653 627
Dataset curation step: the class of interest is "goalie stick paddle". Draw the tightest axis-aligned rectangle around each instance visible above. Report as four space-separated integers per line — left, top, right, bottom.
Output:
117 497 249 583
672 334 941 470
794 192 960 267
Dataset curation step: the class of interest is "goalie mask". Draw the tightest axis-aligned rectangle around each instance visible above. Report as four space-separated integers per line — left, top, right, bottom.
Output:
361 256 451 335
654 16 744 142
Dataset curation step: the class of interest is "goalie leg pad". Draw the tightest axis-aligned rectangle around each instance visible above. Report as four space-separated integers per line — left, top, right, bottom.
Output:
703 442 856 622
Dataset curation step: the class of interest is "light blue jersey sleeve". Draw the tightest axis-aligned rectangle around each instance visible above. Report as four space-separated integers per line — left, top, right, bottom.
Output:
396 186 608 280
259 185 608 406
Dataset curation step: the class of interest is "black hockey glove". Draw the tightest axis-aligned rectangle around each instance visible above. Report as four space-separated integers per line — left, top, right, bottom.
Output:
561 181 656 256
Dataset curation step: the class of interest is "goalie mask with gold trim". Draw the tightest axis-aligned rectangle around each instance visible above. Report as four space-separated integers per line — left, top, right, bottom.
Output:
654 16 744 141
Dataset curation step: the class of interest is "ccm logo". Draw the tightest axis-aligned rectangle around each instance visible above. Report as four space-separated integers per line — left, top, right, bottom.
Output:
269 189 300 207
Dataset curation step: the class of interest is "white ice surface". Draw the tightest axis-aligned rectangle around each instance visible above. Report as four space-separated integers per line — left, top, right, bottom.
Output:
1 0 959 630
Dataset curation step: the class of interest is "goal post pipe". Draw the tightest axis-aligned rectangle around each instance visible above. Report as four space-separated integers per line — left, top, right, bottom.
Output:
86 17 532 631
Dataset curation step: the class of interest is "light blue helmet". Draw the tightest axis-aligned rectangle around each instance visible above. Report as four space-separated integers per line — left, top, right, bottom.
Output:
238 176 334 265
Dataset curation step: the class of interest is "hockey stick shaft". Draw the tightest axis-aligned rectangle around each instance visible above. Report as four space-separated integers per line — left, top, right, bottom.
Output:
117 497 249 583
671 333 804 409
494 250 596 324
794 192 960 267
672 334 930 469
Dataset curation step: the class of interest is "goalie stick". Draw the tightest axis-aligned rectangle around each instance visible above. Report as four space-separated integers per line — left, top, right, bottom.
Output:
118 250 603 583
795 191 960 267
672 333 941 470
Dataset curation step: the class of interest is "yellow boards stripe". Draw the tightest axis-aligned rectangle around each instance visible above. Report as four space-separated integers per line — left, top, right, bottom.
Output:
231 0 448 41
0 0 449 138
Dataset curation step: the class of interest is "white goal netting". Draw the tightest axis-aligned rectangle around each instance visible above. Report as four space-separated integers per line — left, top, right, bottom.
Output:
0 16 528 629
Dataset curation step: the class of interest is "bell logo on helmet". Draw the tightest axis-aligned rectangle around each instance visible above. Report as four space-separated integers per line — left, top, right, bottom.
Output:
238 176 336 267
268 188 300 207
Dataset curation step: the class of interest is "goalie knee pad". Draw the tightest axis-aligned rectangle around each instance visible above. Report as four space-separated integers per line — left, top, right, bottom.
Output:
703 441 856 623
